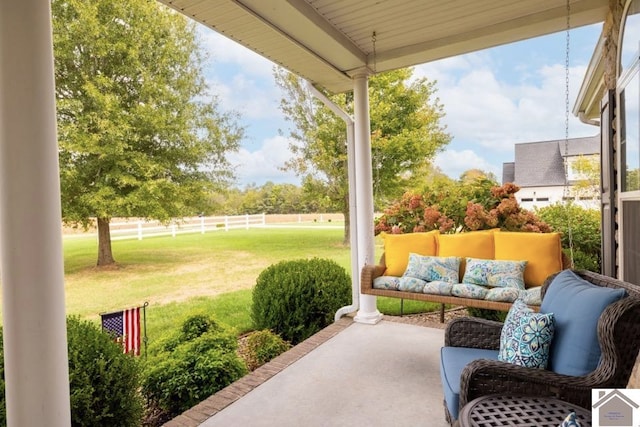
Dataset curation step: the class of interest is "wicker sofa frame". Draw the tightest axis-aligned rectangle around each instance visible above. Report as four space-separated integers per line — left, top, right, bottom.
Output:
443 269 640 424
360 252 572 320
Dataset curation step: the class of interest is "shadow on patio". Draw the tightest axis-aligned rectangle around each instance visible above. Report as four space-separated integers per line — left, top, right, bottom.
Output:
165 317 449 427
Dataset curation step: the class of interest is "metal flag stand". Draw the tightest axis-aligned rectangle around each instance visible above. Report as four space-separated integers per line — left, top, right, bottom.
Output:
142 301 149 358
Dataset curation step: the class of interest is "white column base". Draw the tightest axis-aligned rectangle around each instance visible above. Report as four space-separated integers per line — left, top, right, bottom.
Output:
354 294 382 324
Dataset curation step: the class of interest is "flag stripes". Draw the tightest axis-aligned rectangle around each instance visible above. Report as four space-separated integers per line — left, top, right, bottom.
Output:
101 306 141 356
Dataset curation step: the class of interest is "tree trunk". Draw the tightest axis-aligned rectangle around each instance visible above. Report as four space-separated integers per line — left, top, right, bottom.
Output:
97 217 116 266
343 193 350 246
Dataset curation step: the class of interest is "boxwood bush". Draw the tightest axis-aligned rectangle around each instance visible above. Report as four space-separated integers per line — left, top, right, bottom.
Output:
241 330 291 371
0 317 144 427
252 258 351 344
67 316 143 426
142 314 247 421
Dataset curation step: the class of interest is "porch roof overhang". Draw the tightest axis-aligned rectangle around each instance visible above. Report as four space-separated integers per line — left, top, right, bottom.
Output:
158 0 609 94
573 33 606 123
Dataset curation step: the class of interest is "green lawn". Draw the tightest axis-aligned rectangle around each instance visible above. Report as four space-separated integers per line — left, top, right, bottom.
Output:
58 227 439 343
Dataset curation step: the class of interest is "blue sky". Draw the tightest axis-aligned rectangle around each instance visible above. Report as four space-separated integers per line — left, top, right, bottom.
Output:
197 22 604 188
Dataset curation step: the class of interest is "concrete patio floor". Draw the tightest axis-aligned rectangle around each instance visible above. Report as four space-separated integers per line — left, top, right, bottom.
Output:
166 317 449 427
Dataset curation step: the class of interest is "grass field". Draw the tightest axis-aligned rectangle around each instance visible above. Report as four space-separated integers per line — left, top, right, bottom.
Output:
60 226 439 341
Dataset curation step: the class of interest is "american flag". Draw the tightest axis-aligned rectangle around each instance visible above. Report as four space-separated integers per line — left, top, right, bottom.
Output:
101 307 141 356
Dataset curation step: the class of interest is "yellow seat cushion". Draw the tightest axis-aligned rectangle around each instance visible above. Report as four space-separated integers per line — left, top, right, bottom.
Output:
494 232 563 287
381 230 439 276
437 230 496 279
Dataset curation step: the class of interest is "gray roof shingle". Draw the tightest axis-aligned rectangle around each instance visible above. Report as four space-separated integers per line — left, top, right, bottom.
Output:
502 162 515 184
503 135 599 187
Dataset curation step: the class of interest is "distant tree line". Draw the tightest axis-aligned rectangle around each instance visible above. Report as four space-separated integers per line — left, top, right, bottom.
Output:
207 181 341 215
206 169 499 218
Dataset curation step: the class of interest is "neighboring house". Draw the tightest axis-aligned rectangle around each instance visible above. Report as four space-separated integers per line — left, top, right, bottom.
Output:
502 135 600 210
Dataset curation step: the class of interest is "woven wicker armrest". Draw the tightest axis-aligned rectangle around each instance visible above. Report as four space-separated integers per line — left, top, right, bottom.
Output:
459 359 597 411
444 317 503 350
360 264 386 293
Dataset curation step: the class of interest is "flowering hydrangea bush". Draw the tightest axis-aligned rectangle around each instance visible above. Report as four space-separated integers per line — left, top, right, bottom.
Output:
375 183 550 235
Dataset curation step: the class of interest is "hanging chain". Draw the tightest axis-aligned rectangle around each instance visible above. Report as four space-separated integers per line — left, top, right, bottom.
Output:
371 31 381 205
371 31 377 73
564 1 571 150
563 0 575 267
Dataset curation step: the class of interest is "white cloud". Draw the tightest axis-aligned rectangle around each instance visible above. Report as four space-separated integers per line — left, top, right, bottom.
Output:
229 135 299 186
207 74 282 121
198 27 275 79
413 45 599 182
196 27 284 121
434 149 501 180
196 23 603 185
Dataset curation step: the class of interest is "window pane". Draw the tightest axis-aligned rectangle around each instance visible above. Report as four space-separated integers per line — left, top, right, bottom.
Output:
621 70 640 192
621 0 640 72
623 200 640 285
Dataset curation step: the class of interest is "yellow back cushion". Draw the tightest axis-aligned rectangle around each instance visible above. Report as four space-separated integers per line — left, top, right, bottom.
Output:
494 232 563 287
437 230 496 279
382 230 439 276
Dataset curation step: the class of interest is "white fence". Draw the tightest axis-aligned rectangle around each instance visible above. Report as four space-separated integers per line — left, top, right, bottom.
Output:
106 214 266 241
63 213 345 241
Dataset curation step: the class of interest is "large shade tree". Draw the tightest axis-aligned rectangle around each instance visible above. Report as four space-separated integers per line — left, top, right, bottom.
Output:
275 68 451 243
53 0 243 265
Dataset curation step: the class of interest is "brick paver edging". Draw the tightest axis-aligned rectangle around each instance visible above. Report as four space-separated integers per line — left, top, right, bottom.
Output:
163 317 354 427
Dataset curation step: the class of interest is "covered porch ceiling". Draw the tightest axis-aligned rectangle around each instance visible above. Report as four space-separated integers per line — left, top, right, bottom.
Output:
159 0 609 93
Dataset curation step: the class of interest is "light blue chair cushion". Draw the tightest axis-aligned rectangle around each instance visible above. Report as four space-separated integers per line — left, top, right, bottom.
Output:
540 270 626 376
440 347 499 420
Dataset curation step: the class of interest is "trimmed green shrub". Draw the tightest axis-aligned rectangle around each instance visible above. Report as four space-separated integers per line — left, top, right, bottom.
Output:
0 318 144 426
537 203 601 271
142 314 247 421
67 316 143 426
252 258 351 344
241 330 291 371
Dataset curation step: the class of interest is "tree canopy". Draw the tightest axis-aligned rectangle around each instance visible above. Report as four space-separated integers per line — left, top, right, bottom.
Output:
275 67 451 242
53 0 243 265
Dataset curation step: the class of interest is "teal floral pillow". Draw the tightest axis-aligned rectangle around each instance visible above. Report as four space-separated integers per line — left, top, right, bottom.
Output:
485 287 521 302
451 283 489 299
398 276 427 293
422 280 453 295
403 254 461 283
519 286 542 305
559 411 582 427
463 258 527 289
373 276 400 290
498 298 555 368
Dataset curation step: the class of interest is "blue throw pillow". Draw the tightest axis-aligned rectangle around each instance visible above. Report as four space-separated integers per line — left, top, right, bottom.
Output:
397 276 427 293
540 270 627 376
462 258 527 289
559 411 582 427
499 298 554 368
403 254 461 283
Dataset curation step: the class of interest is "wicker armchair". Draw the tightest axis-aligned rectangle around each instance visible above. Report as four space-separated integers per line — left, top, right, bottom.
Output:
442 270 640 424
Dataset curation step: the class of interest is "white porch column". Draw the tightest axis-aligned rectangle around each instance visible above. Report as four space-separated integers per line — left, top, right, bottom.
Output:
0 1 71 426
352 71 382 325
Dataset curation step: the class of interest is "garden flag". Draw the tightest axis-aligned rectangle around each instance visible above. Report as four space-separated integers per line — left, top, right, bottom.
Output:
101 306 142 356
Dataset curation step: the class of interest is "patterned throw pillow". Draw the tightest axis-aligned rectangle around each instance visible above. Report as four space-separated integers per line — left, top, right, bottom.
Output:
519 286 542 305
422 280 453 295
403 254 461 283
485 287 521 302
559 411 582 427
462 258 527 289
398 276 427 293
373 276 401 290
451 283 489 299
498 299 555 369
